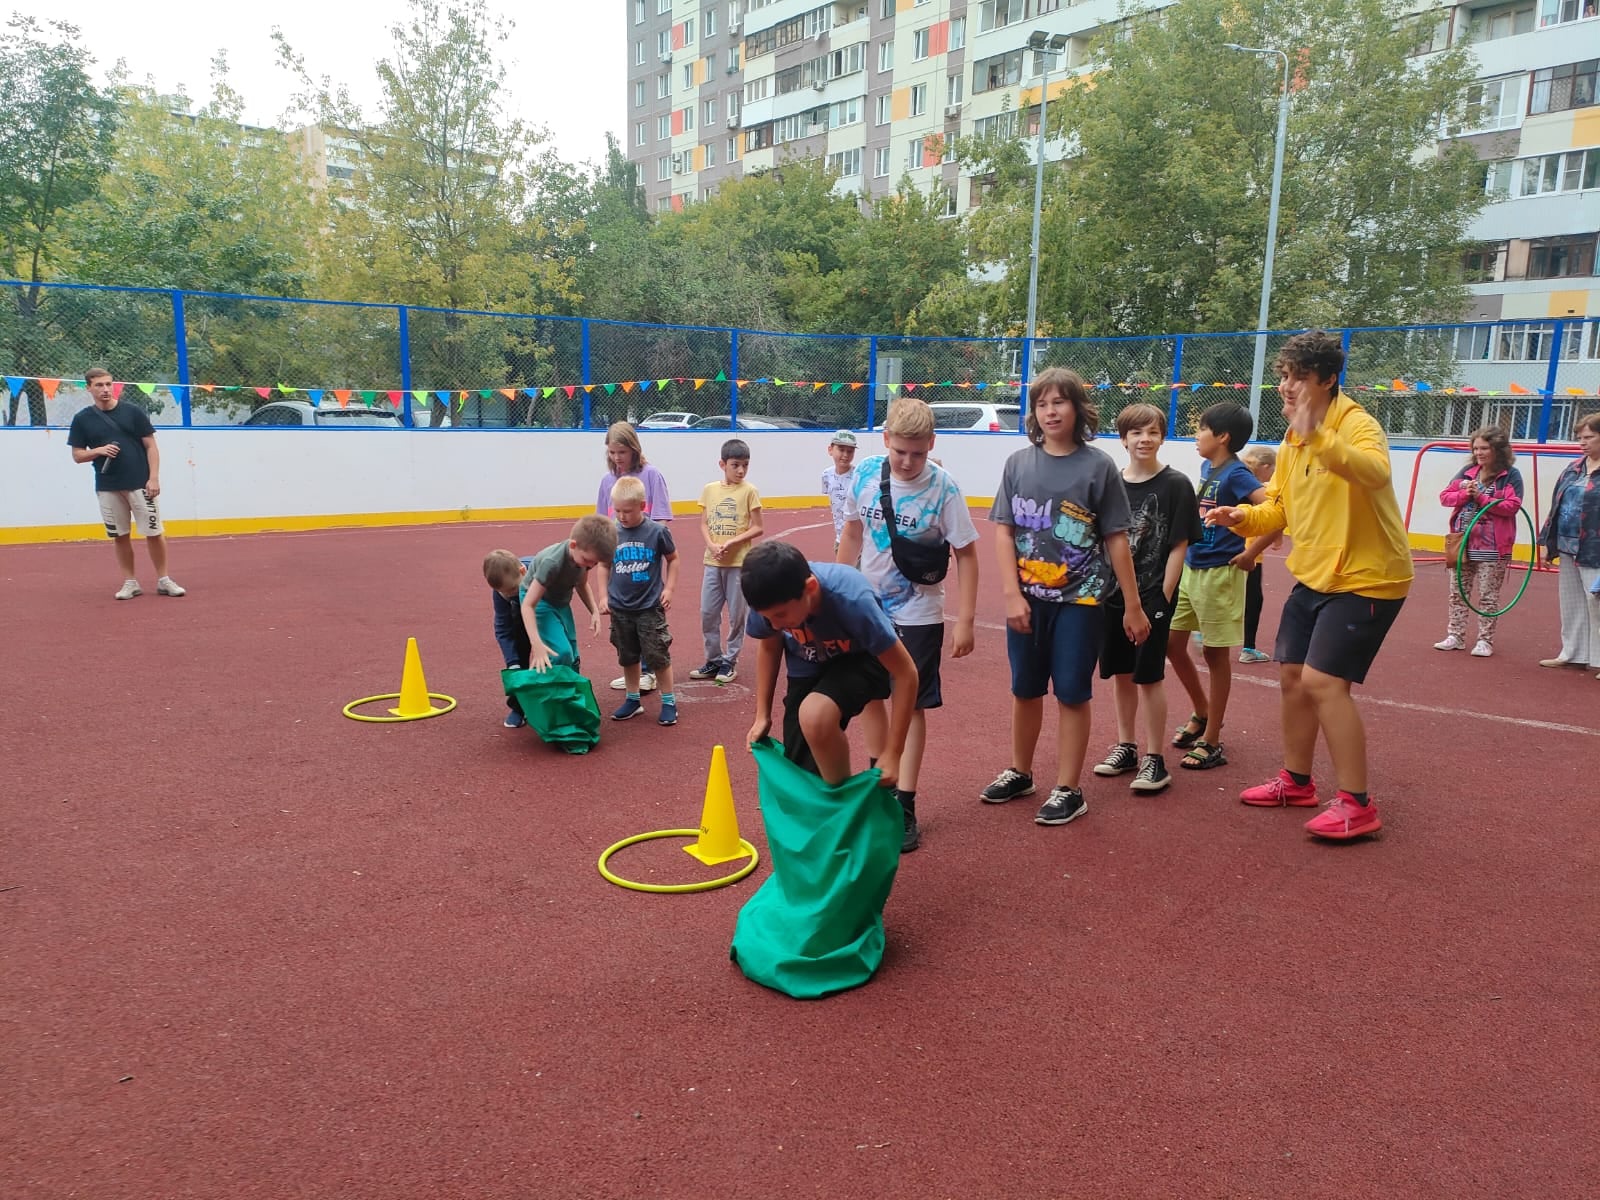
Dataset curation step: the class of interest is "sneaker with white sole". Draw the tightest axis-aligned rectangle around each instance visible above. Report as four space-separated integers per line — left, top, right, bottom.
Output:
980 768 1035 803
1471 640 1492 658
1238 647 1271 664
156 577 186 597
1433 635 1464 651
1093 742 1139 777
714 661 737 684
1129 754 1171 794
609 672 657 692
688 661 721 681
114 580 142 600
1034 786 1088 826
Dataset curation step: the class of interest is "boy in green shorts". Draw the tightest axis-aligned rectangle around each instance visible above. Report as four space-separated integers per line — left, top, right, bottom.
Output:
519 514 618 673
1166 402 1266 771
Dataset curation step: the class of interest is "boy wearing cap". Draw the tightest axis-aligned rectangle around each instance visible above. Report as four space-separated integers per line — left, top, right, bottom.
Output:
822 430 859 554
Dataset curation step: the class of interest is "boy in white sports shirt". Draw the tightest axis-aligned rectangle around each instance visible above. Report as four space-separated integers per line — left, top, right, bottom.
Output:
836 398 980 852
821 429 858 553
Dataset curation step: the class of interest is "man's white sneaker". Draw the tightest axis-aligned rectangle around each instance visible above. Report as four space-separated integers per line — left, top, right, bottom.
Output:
608 672 657 692
1433 635 1464 651
1471 639 1492 657
114 580 142 600
156 577 186 597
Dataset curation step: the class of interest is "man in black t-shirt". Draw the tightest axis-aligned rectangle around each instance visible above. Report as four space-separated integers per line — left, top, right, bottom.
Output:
65 366 186 600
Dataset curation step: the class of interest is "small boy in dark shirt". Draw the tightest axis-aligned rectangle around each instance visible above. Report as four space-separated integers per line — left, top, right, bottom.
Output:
484 549 535 728
599 476 682 727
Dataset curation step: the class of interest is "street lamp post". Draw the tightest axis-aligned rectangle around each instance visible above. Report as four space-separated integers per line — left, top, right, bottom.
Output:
1022 30 1069 393
1224 42 1291 424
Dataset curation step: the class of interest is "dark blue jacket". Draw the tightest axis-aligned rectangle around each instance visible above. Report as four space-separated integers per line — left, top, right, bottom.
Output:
1540 458 1600 569
492 556 535 665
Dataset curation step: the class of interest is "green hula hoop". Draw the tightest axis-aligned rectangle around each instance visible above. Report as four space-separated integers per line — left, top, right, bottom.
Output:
1452 497 1539 619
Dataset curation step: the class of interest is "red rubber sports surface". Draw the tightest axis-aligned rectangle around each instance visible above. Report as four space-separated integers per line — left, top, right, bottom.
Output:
4 512 1597 1199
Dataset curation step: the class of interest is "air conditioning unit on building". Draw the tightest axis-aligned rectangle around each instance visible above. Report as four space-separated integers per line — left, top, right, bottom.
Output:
944 103 962 118
812 79 826 91
726 63 738 73
729 16 740 32
727 113 740 127
671 153 685 172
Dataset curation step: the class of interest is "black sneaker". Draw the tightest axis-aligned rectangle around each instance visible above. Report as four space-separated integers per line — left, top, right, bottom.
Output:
688 660 721 681
1093 742 1139 777
1034 786 1088 826
980 768 1036 804
901 809 921 853
1129 753 1171 794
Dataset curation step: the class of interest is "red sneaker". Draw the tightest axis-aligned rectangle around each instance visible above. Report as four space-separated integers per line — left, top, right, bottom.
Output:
1240 769 1319 807
1305 794 1382 840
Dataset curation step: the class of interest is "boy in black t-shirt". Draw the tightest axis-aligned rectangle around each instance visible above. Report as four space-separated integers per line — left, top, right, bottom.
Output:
65 366 186 600
599 475 682 727
1093 404 1203 793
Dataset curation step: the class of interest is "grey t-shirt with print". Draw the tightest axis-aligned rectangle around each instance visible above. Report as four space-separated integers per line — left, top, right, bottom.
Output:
990 442 1133 605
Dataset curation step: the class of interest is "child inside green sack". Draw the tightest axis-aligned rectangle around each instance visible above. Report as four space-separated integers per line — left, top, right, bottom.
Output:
519 514 618 673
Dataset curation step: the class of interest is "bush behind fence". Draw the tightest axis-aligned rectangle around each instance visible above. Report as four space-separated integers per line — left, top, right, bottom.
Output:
4 279 1597 443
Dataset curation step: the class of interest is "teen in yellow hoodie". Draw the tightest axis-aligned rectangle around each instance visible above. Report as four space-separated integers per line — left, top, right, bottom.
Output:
1207 330 1412 841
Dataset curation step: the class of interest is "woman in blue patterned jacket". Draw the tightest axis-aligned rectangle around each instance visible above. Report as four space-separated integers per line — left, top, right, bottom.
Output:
1538 412 1600 677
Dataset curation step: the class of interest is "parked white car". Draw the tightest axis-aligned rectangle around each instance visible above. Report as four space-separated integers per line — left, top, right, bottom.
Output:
241 401 404 427
876 401 1021 431
637 411 698 429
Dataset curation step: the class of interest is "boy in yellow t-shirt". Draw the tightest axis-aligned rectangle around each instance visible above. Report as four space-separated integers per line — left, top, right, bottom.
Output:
693 438 765 685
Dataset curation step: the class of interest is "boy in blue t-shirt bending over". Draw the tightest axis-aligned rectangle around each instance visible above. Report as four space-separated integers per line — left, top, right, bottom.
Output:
742 541 920 789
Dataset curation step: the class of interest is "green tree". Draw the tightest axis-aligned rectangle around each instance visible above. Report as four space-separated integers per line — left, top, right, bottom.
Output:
0 16 117 424
276 0 580 424
967 0 1485 341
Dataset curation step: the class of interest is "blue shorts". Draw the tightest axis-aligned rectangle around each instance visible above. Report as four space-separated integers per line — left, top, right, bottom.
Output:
1006 599 1103 705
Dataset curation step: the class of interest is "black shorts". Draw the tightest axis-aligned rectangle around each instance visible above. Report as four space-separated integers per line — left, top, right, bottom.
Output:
782 653 891 773
1275 584 1404 685
896 622 945 710
1098 594 1175 685
609 606 672 668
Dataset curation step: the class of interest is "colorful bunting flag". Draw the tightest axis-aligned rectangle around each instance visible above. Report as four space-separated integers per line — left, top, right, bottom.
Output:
255 386 272 399
308 389 324 404
4 376 24 397
1508 382 1530 395
40 378 62 399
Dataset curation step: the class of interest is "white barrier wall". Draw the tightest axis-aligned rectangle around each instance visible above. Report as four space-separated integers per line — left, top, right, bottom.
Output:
0 427 1580 546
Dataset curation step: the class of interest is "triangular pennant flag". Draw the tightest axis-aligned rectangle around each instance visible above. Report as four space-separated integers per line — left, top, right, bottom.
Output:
622 381 635 393
134 382 156 396
360 390 377 405
957 381 972 389
1508 382 1530 395
198 383 216 394
850 382 863 390
1462 386 1479 394
307 389 324 404
434 390 450 405
830 383 843 394
1568 387 1587 396
888 384 901 393
773 378 785 387
563 386 575 399
1392 379 1406 392
40 378 62 399
583 385 596 393
255 386 272 399
657 378 670 390
638 380 652 392
939 380 953 387
814 381 827 391
476 389 492 400
387 390 403 407
904 383 916 392
411 391 429 406
523 388 539 399
715 371 727 382
1414 381 1432 392
974 381 987 390
277 382 293 395
111 383 125 399
3 376 23 397
499 388 516 400
1191 382 1203 392
337 392 350 408
221 385 239 393
604 384 617 394
736 380 749 386
541 387 556 398
694 379 706 390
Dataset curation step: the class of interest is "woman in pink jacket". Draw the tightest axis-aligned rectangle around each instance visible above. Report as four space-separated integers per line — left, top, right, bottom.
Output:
1434 426 1524 657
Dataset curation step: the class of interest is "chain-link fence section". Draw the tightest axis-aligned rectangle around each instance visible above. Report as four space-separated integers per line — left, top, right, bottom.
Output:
735 332 870 431
6 280 1599 440
586 320 734 430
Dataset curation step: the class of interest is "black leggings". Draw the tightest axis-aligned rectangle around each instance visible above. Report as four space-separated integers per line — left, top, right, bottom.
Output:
1243 565 1264 650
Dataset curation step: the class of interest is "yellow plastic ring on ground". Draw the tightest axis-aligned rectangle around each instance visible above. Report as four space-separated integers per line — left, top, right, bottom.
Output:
341 692 459 722
597 829 760 893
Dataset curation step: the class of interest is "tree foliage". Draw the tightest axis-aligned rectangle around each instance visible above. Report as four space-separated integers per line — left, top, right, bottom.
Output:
965 0 1485 340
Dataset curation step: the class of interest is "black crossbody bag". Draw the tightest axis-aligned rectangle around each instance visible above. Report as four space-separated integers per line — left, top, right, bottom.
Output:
878 459 951 585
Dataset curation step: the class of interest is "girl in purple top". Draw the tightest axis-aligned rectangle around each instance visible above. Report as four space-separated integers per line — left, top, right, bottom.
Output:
596 422 673 690
596 422 674 522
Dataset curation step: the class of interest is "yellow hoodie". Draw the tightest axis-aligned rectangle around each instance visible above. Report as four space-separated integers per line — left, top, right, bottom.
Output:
1232 393 1413 599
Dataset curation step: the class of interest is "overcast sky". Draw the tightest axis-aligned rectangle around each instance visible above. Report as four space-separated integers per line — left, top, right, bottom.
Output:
12 0 627 168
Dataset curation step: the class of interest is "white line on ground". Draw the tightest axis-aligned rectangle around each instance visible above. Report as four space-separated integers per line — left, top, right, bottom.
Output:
951 614 1600 739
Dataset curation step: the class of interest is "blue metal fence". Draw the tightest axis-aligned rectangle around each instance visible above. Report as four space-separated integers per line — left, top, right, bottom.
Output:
4 278 1597 442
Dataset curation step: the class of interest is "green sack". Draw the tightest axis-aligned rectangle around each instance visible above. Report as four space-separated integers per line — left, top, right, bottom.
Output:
501 666 601 755
730 738 902 999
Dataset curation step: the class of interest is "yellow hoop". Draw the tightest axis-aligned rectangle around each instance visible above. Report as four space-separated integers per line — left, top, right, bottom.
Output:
597 829 760 893
341 692 459 722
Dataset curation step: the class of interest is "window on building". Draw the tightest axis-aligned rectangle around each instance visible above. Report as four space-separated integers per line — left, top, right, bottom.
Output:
728 91 740 119
658 0 671 13
1540 0 1586 27
880 0 894 17
706 140 718 166
1519 148 1600 195
942 134 957 162
705 97 718 123
745 76 769 102
1468 3 1536 42
634 0 646 25
746 124 771 150
1453 325 1493 361
947 74 964 107
979 0 1027 33
635 40 646 66
949 16 965 50
658 155 672 181
910 83 928 115
1461 243 1508 283
1036 0 1062 12
636 121 648 147
827 148 863 177
683 63 695 89
805 7 831 36
635 81 646 108
658 196 672 213
874 146 891 177
684 17 696 41
704 7 718 37
974 111 1019 139
1480 159 1514 197
830 98 861 126
1530 60 1599 114
658 115 672 139
658 30 672 56
878 40 894 72
1406 9 1451 56
974 50 1024 93
658 72 672 98
1455 76 1521 133
829 42 866 77
940 189 958 216
727 136 738 161
913 27 931 60
907 137 926 168
685 105 696 131
875 93 892 124
728 46 741 72
1526 234 1598 278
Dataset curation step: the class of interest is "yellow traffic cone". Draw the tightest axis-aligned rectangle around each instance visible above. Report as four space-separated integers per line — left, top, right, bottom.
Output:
388 637 436 717
684 745 747 865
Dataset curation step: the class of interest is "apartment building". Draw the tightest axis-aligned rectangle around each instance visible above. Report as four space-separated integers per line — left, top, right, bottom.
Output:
624 1 1600 341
